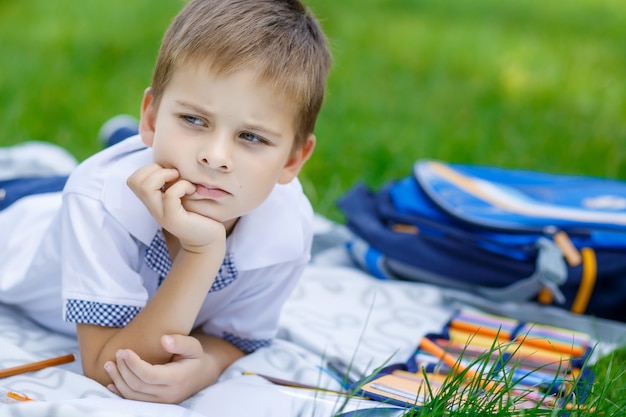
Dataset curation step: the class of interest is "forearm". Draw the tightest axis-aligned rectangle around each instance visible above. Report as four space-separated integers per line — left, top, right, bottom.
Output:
191 330 246 388
81 247 224 384
95 330 246 403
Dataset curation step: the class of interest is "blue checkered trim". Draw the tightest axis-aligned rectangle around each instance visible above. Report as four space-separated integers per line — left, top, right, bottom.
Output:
145 230 172 285
223 332 271 353
145 231 238 292
65 299 141 327
211 252 237 292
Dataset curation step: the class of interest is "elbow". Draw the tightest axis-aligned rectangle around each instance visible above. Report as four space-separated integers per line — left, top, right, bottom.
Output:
81 356 113 387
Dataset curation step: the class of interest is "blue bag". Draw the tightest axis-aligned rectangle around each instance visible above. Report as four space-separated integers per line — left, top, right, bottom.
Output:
338 160 626 322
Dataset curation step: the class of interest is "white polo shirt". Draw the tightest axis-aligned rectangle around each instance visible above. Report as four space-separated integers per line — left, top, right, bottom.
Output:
0 136 313 353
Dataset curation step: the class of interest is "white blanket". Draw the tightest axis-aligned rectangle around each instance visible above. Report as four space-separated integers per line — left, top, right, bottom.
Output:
2 216 625 417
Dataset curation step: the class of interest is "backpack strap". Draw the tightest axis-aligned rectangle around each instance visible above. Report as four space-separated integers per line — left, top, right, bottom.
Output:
347 233 570 305
570 248 597 314
474 238 567 304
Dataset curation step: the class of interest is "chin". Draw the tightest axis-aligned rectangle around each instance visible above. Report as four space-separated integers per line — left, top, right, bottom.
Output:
182 201 221 219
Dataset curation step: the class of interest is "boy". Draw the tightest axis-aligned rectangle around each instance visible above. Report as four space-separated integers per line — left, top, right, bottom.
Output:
0 0 331 404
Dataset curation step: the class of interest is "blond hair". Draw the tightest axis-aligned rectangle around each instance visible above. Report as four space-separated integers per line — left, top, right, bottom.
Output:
150 0 332 146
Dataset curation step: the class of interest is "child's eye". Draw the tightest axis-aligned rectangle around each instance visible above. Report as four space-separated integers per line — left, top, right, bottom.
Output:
181 115 206 126
240 132 266 144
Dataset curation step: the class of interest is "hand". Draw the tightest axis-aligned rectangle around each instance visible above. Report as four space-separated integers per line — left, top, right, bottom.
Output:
104 334 211 404
127 164 225 251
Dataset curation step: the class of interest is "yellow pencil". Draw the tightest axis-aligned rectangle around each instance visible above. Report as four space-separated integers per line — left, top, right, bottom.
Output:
0 354 75 379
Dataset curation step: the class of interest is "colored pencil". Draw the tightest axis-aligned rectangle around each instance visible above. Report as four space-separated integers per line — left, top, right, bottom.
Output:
0 387 34 403
242 371 345 395
433 338 571 374
0 354 75 379
419 337 503 391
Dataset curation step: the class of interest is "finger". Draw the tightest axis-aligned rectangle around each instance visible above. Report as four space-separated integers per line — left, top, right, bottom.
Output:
104 359 152 401
115 350 184 403
106 383 121 397
128 166 180 219
104 361 123 396
114 350 160 398
160 180 197 228
128 165 179 197
115 349 149 384
118 348 169 386
150 168 180 192
161 334 203 359
126 164 163 190
162 180 196 212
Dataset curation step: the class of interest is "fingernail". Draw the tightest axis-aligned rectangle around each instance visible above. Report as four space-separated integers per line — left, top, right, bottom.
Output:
104 362 113 373
163 335 174 349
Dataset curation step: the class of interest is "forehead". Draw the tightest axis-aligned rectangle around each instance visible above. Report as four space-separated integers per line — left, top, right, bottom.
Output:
165 60 295 107
184 58 294 97
164 63 298 134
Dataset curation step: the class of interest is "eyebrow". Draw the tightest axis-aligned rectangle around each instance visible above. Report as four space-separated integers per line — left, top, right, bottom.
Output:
175 100 283 139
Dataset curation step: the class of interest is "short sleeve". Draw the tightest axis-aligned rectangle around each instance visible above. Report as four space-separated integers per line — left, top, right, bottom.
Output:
60 192 149 327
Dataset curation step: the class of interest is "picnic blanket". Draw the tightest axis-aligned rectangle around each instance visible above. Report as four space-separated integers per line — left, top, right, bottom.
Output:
2 215 626 416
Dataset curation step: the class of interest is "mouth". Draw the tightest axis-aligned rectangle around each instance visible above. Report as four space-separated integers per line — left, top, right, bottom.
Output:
193 183 231 199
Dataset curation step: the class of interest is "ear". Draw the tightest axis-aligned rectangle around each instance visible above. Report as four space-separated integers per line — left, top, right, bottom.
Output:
278 134 316 184
139 87 157 147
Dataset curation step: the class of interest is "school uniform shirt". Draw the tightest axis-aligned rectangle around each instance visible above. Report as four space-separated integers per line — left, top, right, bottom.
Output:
0 135 313 353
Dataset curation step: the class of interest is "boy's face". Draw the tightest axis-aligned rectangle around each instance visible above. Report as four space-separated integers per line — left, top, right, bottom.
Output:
138 64 315 232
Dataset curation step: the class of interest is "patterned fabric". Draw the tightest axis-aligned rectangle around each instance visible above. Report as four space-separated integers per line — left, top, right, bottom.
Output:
65 299 141 327
222 331 272 353
145 231 239 292
145 230 172 284
212 252 237 291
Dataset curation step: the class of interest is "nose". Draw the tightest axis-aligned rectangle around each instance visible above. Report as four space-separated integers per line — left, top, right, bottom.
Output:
198 135 232 171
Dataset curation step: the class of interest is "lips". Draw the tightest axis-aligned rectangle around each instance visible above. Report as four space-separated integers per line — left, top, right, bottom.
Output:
194 183 231 199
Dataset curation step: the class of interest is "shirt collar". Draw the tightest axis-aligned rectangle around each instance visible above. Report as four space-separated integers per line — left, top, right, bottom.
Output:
101 136 159 246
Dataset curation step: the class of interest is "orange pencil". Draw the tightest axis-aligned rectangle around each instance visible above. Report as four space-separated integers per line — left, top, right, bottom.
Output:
449 320 511 340
419 338 501 391
0 354 75 379
513 335 585 358
1 387 34 402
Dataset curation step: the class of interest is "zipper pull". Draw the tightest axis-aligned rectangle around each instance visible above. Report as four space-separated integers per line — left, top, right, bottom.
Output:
546 227 582 267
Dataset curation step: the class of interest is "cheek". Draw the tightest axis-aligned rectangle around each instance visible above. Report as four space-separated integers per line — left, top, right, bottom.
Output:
245 170 283 201
151 139 182 167
246 159 283 183
151 147 169 166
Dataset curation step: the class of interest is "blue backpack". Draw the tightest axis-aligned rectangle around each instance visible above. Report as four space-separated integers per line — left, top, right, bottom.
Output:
338 160 626 322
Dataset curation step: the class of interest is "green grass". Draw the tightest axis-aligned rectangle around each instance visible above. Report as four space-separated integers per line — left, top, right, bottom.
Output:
1 1 625 413
330 341 626 416
1 0 625 220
